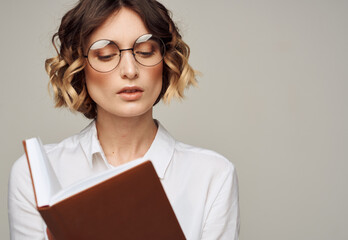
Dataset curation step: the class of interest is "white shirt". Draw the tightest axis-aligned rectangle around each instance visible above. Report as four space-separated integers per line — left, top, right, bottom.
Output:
8 120 240 240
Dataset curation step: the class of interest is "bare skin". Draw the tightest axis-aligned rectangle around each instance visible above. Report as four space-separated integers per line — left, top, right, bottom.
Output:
84 8 163 167
96 108 158 167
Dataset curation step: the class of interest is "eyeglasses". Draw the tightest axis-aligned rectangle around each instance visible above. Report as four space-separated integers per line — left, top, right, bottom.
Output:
84 34 165 73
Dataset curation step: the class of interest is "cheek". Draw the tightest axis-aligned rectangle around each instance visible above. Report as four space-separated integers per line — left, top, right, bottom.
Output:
84 65 109 96
85 65 101 86
84 68 114 110
147 63 163 94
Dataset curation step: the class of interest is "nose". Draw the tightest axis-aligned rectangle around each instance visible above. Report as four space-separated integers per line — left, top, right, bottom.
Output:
119 49 139 80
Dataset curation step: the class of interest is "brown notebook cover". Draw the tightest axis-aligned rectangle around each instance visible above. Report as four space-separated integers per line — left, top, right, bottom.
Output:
23 140 186 240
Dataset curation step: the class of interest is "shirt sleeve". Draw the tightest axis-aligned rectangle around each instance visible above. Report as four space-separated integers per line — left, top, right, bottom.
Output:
201 162 240 240
8 155 47 240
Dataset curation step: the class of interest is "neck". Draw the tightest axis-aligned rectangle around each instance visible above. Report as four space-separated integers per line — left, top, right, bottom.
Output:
95 108 158 167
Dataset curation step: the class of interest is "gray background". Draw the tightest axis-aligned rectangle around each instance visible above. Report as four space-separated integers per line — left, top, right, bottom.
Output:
1 0 347 239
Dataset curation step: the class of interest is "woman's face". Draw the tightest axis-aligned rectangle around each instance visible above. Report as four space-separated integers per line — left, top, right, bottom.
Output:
84 7 163 119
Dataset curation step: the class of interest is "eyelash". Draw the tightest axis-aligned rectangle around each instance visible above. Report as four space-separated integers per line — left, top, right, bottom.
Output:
136 51 154 57
98 54 117 61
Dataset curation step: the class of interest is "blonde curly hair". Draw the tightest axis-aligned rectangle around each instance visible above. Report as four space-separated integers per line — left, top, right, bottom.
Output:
45 0 197 119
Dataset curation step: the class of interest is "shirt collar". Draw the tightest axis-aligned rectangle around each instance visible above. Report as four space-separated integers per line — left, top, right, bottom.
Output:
79 120 176 179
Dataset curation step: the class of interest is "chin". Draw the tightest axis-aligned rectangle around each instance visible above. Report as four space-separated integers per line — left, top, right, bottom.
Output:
104 102 154 119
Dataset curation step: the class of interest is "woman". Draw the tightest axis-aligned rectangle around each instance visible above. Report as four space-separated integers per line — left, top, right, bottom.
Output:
8 0 240 239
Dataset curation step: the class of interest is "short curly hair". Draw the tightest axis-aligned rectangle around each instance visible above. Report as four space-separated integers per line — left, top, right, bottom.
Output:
45 0 197 119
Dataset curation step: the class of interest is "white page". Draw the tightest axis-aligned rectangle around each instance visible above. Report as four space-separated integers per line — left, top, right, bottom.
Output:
49 157 148 206
26 138 62 207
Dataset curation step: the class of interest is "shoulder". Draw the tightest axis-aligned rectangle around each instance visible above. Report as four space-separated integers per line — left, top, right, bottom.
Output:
42 133 81 156
156 121 236 179
9 154 30 186
8 153 36 207
167 140 239 216
42 121 94 156
8 138 76 188
173 140 236 177
10 121 93 182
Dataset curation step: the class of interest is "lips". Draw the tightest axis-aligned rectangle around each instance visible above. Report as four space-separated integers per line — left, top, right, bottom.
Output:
117 86 144 101
117 86 144 94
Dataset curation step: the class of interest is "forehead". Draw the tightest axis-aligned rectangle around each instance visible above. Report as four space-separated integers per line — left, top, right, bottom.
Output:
87 7 149 48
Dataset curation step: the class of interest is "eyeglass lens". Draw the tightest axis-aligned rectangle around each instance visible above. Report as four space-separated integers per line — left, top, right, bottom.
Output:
87 34 165 73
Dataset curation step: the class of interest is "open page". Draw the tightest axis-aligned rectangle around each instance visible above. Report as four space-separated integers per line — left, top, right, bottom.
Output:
24 138 62 207
49 157 148 206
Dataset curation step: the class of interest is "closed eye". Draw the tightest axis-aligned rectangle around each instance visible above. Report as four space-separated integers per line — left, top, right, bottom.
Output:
98 54 117 61
136 51 154 58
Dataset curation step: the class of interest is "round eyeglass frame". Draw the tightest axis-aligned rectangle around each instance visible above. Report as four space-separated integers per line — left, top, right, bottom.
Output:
83 34 166 73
